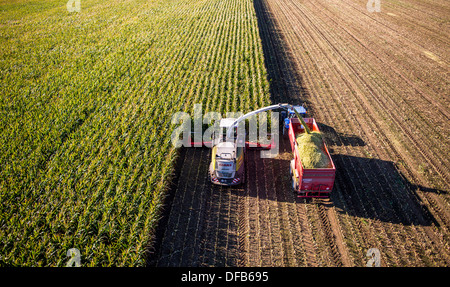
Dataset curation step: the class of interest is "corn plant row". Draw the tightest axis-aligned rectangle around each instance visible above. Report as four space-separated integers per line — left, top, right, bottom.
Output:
0 0 271 266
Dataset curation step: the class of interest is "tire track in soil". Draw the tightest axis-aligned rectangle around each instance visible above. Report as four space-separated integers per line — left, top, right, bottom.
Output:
245 146 262 266
149 147 241 267
199 167 240 267
237 166 249 267
270 144 298 267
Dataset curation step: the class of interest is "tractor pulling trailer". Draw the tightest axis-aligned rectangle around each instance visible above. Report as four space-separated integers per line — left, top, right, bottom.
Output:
190 103 336 198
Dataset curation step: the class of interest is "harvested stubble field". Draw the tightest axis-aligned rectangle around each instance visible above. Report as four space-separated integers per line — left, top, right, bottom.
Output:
150 0 450 267
1 0 449 267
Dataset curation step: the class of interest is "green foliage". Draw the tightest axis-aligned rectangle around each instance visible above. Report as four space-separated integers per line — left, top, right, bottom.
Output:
0 0 270 266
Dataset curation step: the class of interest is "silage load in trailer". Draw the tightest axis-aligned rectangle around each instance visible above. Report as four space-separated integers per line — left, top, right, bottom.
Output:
295 132 331 169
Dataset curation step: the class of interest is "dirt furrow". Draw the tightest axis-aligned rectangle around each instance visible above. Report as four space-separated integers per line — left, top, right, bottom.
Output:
268 0 446 268
238 165 250 267
272 145 301 266
245 148 262 266
263 156 285 266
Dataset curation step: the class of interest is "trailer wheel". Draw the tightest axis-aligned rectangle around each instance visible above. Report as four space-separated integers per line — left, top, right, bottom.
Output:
291 175 299 193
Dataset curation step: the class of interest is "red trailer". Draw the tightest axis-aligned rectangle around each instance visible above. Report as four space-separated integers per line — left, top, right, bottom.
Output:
288 118 336 198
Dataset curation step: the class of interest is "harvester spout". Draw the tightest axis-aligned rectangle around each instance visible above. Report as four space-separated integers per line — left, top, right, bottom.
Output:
225 103 310 140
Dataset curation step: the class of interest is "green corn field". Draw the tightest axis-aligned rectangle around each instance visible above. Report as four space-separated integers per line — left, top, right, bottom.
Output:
0 0 270 266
